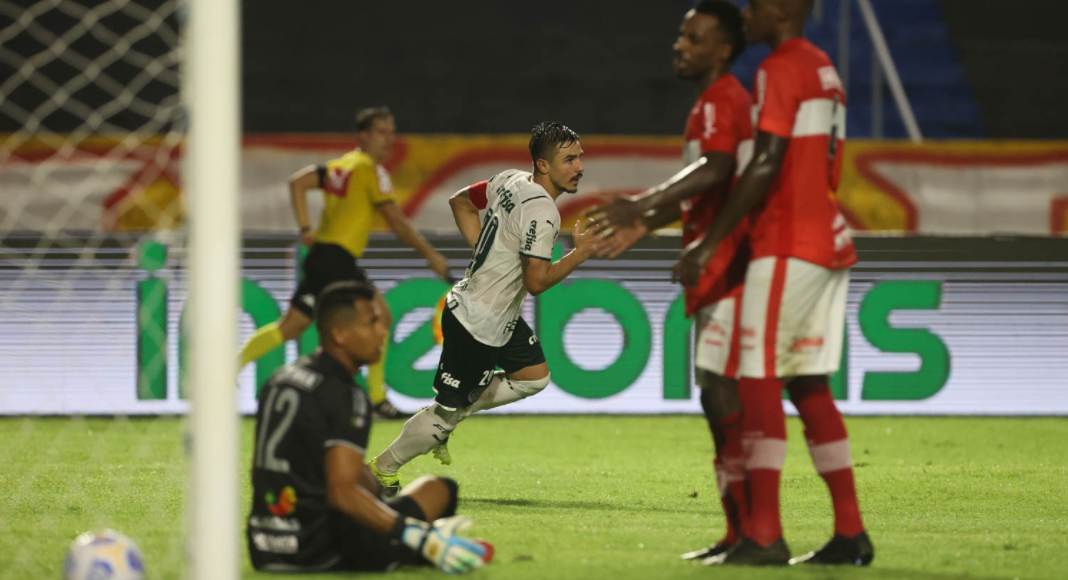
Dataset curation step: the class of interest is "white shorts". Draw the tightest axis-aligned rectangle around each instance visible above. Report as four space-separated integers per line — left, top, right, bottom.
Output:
693 294 742 380
738 257 848 379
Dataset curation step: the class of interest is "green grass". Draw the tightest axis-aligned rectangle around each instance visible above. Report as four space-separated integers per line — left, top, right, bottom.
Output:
2 416 1066 580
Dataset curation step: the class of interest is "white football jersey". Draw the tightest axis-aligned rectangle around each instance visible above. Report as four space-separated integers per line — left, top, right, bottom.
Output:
448 169 560 346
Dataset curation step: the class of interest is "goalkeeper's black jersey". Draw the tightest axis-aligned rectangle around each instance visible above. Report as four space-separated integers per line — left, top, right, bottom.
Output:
247 351 372 572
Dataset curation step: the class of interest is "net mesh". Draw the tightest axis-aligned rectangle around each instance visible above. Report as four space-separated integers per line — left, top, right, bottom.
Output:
0 1 189 577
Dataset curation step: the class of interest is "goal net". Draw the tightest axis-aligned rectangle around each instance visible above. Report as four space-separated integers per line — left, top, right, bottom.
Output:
0 0 237 578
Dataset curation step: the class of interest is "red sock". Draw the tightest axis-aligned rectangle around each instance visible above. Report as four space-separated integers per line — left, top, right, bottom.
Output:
788 383 865 537
740 377 786 546
715 412 745 544
713 458 740 544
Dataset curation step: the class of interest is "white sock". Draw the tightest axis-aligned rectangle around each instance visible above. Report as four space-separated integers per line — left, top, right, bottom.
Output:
464 371 550 416
466 372 519 414
375 405 456 474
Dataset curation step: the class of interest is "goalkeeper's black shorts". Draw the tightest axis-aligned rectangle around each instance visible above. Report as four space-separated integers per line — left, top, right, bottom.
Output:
328 495 427 572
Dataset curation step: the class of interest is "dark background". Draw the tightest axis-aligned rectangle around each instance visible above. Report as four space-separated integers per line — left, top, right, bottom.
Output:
2 0 1066 138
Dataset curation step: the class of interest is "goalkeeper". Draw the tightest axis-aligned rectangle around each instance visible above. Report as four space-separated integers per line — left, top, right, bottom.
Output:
247 282 490 574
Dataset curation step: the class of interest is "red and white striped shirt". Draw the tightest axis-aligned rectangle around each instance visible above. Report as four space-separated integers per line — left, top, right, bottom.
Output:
751 38 856 269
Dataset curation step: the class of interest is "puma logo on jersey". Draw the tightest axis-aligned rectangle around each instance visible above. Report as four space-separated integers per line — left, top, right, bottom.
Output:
524 220 538 251
440 372 461 388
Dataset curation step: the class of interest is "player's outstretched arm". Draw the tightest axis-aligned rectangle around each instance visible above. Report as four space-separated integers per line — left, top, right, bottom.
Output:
377 201 451 280
289 165 321 247
521 218 604 295
702 131 787 248
592 152 735 229
449 187 483 249
324 446 488 574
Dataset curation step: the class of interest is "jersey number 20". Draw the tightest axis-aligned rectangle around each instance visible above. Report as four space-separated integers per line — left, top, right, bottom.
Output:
467 209 499 276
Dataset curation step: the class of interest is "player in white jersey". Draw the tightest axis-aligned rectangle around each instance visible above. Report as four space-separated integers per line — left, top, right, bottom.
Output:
370 123 604 494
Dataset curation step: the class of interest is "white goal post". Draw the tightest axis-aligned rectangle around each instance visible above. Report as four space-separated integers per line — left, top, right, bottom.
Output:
185 0 240 578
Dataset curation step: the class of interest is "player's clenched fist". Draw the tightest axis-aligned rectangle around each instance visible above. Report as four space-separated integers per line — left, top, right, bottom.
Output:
399 515 492 574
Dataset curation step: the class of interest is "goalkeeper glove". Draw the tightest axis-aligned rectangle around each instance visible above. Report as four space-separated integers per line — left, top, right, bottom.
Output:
397 515 489 574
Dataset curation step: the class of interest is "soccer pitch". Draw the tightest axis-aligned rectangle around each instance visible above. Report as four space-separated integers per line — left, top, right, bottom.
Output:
3 416 1066 580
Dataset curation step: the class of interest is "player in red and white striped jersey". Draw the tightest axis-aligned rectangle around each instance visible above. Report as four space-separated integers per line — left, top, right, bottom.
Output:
595 0 754 563
678 0 873 567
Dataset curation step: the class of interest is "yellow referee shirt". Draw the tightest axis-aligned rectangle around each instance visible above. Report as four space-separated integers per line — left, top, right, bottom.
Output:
315 150 394 258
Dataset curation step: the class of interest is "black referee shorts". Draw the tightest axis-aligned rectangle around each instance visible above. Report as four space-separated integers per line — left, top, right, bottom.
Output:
433 306 546 410
290 243 370 318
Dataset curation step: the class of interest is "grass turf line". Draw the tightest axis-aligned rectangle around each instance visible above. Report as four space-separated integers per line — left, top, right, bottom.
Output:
1 416 1065 579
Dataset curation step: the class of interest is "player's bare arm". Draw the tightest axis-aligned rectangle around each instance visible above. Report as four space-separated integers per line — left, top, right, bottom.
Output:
377 200 451 280
674 132 787 286
595 152 735 229
520 218 603 296
326 444 488 574
448 188 482 249
324 445 405 535
289 165 321 247
703 131 787 249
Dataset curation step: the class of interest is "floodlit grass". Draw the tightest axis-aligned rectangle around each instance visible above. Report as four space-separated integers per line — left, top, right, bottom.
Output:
2 415 1066 579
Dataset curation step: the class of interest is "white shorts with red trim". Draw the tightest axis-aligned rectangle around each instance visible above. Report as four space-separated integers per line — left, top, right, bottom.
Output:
693 294 743 380
739 257 848 379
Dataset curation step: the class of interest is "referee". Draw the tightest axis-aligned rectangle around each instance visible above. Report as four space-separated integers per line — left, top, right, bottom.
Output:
238 107 450 419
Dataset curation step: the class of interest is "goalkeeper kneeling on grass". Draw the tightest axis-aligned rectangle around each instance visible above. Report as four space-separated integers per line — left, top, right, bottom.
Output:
247 281 492 574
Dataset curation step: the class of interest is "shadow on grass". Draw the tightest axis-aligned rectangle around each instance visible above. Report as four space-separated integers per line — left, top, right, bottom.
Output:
782 567 1023 580
461 496 698 515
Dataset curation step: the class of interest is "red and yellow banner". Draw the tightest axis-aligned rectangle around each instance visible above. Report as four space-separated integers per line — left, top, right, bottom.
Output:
840 141 1068 235
5 135 1067 235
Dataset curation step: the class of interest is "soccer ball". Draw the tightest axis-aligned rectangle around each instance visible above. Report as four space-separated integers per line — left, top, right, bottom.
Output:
63 529 145 580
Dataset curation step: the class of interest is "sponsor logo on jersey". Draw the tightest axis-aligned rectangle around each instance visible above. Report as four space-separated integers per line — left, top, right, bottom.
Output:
440 372 461 388
818 66 843 92
790 336 825 351
325 168 350 196
249 516 302 532
496 185 516 213
278 366 320 391
703 321 727 337
251 532 298 554
524 220 538 251
265 486 297 517
528 333 539 345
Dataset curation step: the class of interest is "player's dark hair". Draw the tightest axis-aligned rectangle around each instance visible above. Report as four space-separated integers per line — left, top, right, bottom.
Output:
314 281 376 337
355 106 393 132
528 121 580 166
693 0 747 64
